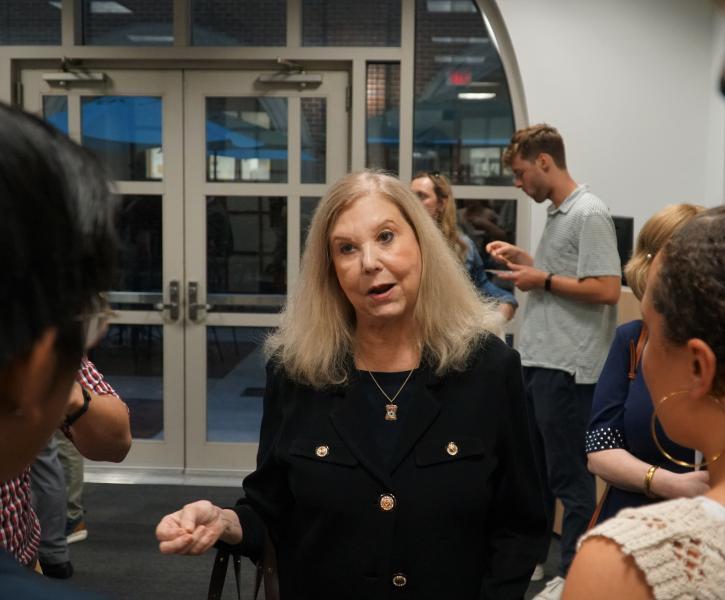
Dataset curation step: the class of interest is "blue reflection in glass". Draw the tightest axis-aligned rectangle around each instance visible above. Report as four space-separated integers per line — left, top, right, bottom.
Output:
81 96 163 181
206 97 288 183
43 96 68 134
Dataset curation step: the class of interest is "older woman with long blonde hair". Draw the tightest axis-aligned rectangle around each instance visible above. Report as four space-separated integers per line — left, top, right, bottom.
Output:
156 170 546 599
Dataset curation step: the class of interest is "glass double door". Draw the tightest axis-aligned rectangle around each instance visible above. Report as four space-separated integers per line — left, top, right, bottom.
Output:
22 68 349 474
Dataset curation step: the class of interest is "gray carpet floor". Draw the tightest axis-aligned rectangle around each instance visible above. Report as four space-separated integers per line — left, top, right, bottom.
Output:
57 483 559 599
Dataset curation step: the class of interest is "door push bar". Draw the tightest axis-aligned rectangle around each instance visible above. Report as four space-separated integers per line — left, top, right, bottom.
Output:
155 280 180 321
188 281 212 322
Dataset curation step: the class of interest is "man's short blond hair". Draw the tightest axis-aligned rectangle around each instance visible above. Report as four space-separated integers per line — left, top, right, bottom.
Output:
503 123 567 169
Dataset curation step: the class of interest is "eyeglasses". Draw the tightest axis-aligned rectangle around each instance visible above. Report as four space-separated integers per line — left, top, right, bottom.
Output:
77 294 116 350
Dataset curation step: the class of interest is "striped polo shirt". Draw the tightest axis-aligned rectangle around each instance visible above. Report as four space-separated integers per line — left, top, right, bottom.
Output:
519 185 620 384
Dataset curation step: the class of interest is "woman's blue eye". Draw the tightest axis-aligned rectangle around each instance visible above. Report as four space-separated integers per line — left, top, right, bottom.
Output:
379 230 394 243
339 243 355 254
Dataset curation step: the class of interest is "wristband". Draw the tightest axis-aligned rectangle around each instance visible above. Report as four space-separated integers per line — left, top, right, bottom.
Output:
644 465 659 498
64 386 91 427
544 272 554 292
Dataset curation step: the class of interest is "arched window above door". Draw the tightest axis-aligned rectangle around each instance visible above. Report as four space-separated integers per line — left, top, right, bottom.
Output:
413 0 515 185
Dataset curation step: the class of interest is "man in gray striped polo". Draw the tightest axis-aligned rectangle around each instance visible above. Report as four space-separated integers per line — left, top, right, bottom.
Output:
487 124 621 599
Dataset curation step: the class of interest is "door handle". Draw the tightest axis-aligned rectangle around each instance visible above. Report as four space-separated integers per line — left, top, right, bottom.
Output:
155 280 180 320
188 281 212 322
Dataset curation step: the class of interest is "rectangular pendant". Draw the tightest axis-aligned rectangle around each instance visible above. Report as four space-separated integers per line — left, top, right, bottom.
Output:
385 404 398 421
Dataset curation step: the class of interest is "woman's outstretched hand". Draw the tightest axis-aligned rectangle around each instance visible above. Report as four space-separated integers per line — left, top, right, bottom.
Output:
156 500 242 555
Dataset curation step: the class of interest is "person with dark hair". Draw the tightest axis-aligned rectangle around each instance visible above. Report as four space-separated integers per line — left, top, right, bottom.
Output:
410 171 517 321
565 205 725 599
585 205 707 526
487 123 622 597
0 102 116 598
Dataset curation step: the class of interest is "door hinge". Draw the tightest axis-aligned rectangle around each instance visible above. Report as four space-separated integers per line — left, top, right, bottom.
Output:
14 82 23 107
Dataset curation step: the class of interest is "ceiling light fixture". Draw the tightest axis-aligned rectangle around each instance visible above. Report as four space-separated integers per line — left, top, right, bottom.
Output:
458 92 496 100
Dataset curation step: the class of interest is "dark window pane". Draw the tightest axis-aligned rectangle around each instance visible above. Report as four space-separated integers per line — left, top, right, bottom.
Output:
207 326 271 442
414 0 515 185
457 198 517 291
88 324 164 440
301 98 326 184
367 63 400 173
81 96 163 181
207 196 287 313
301 196 320 253
302 0 400 47
0 0 61 45
83 0 173 46
457 197 516 253
191 0 285 46
113 195 163 295
43 96 68 134
206 97 288 183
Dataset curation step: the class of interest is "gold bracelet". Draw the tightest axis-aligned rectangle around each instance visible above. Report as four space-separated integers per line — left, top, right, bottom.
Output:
644 465 659 498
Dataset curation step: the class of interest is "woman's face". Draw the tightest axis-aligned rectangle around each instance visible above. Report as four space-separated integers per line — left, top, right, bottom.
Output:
329 194 422 330
410 177 444 222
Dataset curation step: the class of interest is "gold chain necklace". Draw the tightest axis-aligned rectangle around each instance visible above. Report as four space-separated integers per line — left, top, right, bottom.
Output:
365 366 416 421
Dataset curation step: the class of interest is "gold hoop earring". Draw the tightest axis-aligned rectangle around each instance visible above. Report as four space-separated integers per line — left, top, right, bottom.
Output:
650 390 723 468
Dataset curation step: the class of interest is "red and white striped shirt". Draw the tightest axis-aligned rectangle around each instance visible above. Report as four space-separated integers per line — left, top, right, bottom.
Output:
0 358 118 565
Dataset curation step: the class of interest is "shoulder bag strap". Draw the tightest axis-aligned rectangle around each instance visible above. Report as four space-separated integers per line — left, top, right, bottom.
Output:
627 323 649 380
587 483 610 530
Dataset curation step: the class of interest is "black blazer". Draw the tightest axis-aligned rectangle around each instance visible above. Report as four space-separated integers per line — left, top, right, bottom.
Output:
231 335 547 599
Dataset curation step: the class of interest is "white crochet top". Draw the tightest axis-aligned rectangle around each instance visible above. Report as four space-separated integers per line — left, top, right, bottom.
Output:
580 496 725 599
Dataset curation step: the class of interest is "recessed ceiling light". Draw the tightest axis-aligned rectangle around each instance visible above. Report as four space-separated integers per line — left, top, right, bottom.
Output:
457 92 496 100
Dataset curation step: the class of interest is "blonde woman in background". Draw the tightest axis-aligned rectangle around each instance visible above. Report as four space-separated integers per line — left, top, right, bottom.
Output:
565 206 725 599
157 170 546 599
585 205 708 526
411 171 517 321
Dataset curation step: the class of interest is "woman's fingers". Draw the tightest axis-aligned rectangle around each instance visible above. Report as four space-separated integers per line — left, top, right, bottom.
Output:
186 525 222 555
156 512 183 541
158 531 196 554
156 500 223 555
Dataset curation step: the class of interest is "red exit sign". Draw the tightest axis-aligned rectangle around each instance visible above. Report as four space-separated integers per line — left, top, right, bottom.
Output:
448 70 472 86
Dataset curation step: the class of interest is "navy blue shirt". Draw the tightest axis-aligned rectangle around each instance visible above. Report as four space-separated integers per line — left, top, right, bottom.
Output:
586 319 696 522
